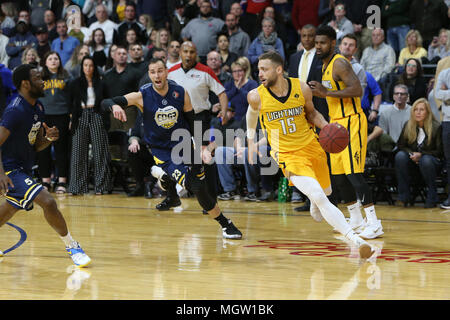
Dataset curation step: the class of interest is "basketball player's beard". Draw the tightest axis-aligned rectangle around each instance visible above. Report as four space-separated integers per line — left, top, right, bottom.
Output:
29 87 45 99
316 48 333 60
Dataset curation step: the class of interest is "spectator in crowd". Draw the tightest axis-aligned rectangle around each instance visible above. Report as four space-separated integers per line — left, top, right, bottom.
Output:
360 28 396 81
229 2 256 40
21 47 40 69
43 9 58 42
68 11 91 45
6 18 38 70
126 110 156 198
395 98 443 208
104 43 118 70
37 51 72 194
224 56 258 123
67 55 112 195
0 63 17 116
138 13 154 39
136 0 168 29
206 50 232 85
328 1 354 43
51 19 80 67
379 84 412 142
339 34 367 98
154 28 171 52
64 43 90 78
409 0 449 49
89 27 110 70
17 10 31 25
128 43 148 79
247 17 285 68
398 29 428 66
434 66 450 209
390 58 428 104
0 6 15 37
362 71 383 123
318 0 336 24
381 0 411 57
0 31 9 66
35 25 51 62
113 0 127 23
83 0 114 25
216 33 238 73
222 13 251 58
166 40 181 69
184 0 204 20
88 3 117 45
170 0 189 42
181 0 225 63
114 2 148 46
291 0 321 35
257 6 288 51
427 28 450 63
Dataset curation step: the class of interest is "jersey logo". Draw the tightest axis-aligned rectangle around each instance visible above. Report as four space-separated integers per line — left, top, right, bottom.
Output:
28 121 41 145
172 91 179 99
322 80 332 89
154 106 179 129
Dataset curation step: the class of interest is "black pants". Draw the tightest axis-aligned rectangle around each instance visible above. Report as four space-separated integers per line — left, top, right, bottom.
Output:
37 114 70 179
127 142 156 185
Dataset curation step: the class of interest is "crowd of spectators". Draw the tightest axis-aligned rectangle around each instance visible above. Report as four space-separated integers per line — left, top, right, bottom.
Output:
0 0 449 209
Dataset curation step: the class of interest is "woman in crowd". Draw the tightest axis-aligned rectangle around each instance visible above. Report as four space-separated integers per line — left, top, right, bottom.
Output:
390 58 428 105
225 57 258 122
154 28 171 52
64 43 90 78
395 98 443 208
104 43 118 70
427 28 450 63
67 55 112 195
398 29 428 66
37 51 72 194
217 33 238 73
89 27 110 70
139 14 154 39
21 47 41 70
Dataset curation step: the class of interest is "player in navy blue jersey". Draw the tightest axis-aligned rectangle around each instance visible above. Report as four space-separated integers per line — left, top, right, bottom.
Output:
0 64 91 266
102 58 242 239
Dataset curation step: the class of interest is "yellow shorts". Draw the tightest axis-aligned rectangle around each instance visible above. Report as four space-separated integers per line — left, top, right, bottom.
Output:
329 113 367 175
271 138 331 190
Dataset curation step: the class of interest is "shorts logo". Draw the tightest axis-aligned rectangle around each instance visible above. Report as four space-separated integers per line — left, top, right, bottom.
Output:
155 106 179 129
354 151 360 166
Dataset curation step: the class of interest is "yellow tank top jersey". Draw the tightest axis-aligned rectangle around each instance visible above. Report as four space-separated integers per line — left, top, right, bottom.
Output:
322 53 363 120
257 77 315 153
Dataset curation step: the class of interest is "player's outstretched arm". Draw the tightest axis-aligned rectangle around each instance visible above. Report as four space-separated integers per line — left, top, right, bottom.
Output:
301 82 328 130
246 89 261 165
101 92 144 122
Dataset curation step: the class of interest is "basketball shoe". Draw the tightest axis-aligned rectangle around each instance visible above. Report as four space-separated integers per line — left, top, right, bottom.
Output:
222 221 243 239
66 242 91 267
359 219 384 239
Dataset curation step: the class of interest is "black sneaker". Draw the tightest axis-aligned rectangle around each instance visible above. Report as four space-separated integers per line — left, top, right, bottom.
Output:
440 198 450 210
222 221 243 239
244 192 257 201
218 190 240 200
257 191 273 202
127 183 145 197
155 196 181 211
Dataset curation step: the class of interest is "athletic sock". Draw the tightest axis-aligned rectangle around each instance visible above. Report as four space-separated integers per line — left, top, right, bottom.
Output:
363 205 378 224
347 201 363 225
214 213 230 228
61 232 78 248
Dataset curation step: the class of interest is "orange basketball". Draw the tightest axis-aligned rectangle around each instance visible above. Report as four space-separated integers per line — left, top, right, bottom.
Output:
319 123 349 153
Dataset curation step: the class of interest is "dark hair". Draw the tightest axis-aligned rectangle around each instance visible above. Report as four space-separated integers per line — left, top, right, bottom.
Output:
79 55 100 105
148 58 166 68
258 50 284 67
152 47 166 55
342 33 358 47
216 32 229 43
316 25 337 40
12 64 36 90
41 51 69 80
400 58 423 83
89 27 106 48
125 1 137 10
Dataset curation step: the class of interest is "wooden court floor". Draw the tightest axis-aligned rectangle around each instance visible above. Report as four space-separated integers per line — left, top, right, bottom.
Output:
0 193 449 300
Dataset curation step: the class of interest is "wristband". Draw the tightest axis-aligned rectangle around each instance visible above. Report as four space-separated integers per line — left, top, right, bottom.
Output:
371 109 379 113
45 136 56 141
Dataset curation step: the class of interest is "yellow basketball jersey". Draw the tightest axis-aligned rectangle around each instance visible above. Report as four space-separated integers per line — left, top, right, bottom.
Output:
321 53 363 120
257 77 315 153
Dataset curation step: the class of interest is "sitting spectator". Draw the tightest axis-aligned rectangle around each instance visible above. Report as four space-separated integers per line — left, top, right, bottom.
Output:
88 4 117 45
138 14 154 39
166 40 181 70
360 28 396 81
328 1 354 43
390 58 428 104
154 28 171 52
225 57 258 122
89 28 110 70
51 19 80 67
83 0 114 25
38 51 72 194
6 18 38 70
398 29 428 66
0 6 15 37
35 25 51 62
247 17 285 68
113 2 147 46
216 33 238 73
395 98 443 208
379 84 412 142
258 6 288 51
128 43 148 79
113 0 127 23
67 55 112 195
427 28 450 63
170 0 189 42
64 43 90 78
0 31 8 66
206 50 232 85
434 66 450 209
21 47 41 70
43 9 58 42
381 0 411 57
222 13 251 57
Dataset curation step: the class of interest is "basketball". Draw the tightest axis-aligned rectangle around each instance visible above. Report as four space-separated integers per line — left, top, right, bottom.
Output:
319 123 349 153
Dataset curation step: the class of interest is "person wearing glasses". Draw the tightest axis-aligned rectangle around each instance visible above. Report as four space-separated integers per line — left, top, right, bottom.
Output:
389 58 428 105
327 1 354 43
379 84 412 143
51 19 80 66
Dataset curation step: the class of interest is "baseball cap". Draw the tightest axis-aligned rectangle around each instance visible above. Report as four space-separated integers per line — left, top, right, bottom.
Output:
35 25 48 34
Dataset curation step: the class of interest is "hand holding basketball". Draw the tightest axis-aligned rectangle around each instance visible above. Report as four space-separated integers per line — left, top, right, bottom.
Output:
319 123 349 153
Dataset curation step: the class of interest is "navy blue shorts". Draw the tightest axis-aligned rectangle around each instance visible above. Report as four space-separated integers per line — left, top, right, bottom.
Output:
5 169 43 211
151 147 189 187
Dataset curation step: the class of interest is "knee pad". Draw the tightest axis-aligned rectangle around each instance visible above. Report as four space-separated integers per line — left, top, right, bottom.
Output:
194 187 216 212
346 173 373 206
185 164 206 194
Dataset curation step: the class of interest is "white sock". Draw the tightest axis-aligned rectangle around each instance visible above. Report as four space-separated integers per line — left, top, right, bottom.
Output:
363 205 378 224
347 201 363 225
61 232 77 248
290 176 352 235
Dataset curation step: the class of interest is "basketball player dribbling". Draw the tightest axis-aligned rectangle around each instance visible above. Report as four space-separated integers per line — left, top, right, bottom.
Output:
308 26 383 239
246 51 374 259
